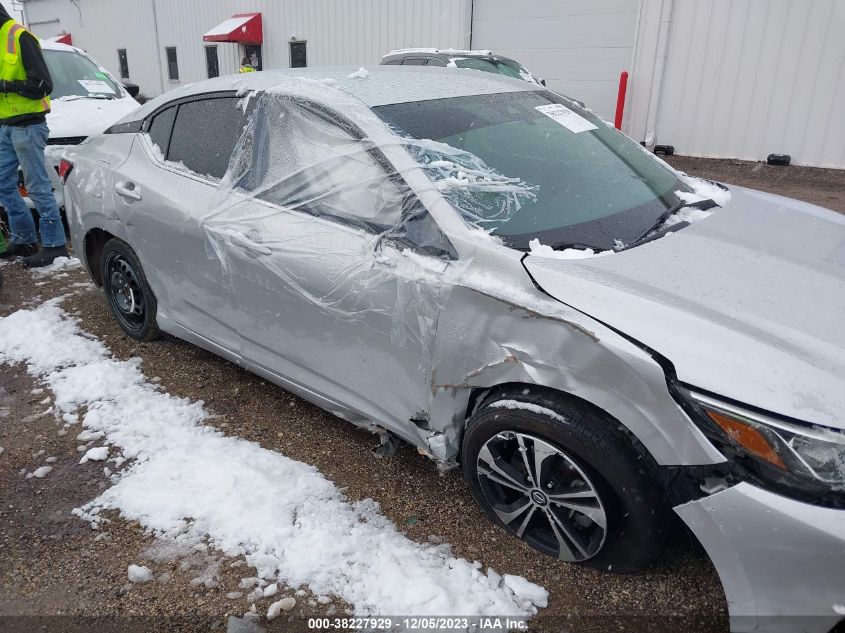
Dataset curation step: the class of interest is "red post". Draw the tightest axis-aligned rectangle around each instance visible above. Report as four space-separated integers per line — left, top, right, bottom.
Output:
614 71 629 131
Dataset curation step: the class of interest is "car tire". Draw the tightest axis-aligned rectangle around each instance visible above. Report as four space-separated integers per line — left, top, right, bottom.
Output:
100 238 161 341
462 388 670 573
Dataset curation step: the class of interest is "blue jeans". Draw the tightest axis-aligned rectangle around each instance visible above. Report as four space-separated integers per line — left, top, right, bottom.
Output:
0 122 66 248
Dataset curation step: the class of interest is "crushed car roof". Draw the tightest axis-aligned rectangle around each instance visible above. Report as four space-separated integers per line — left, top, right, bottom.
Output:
122 65 543 122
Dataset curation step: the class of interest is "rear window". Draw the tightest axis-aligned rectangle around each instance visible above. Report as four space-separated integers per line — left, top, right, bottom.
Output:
44 50 122 99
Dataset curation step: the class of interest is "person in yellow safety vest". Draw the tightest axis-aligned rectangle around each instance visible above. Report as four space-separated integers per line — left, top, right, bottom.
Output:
0 3 67 268
239 57 255 73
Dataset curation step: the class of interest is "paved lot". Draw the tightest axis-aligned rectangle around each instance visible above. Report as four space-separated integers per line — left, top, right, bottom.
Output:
1 158 842 632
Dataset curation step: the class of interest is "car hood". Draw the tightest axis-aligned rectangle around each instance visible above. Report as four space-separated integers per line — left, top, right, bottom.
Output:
524 186 845 429
47 95 139 139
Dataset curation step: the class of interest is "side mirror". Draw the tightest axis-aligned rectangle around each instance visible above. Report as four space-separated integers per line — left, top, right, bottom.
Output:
122 82 140 98
539 78 546 86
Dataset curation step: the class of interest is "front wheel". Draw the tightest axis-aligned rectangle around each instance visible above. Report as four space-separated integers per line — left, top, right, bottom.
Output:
100 238 161 341
462 390 670 572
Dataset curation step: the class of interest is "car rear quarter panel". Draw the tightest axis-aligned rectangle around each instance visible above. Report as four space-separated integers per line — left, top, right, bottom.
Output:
66 134 137 264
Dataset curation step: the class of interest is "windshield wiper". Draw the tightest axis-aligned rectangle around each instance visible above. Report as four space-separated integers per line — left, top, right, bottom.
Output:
61 94 116 101
620 198 718 250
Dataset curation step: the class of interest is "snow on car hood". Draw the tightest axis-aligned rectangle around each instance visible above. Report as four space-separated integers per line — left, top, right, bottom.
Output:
524 186 845 429
47 95 139 139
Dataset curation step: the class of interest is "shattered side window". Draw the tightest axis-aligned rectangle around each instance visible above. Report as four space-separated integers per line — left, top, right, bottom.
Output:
225 93 408 232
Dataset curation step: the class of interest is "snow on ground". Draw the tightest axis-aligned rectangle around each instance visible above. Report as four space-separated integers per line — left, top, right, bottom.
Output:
28 256 82 277
0 299 548 620
127 564 153 583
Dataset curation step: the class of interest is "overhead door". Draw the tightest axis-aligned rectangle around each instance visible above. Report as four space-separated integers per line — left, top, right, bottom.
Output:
470 0 639 120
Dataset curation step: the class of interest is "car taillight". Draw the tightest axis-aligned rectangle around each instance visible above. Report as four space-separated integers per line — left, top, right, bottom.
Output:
58 158 74 184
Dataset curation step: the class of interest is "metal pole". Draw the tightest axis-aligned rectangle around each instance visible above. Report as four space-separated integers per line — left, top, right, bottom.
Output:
150 0 166 94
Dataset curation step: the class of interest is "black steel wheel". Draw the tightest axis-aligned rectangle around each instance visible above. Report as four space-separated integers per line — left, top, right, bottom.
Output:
100 238 160 341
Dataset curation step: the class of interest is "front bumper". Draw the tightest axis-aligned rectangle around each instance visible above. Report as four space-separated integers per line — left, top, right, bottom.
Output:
675 482 845 633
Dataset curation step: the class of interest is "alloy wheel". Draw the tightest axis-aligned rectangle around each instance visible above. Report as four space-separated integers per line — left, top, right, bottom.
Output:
476 431 608 562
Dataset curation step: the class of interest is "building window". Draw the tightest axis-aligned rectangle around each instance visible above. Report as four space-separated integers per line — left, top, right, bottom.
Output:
205 46 219 79
245 44 262 71
118 49 129 79
289 41 306 68
166 47 179 81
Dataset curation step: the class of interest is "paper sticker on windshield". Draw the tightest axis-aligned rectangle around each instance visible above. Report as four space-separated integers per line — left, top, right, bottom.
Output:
77 79 115 95
535 104 597 133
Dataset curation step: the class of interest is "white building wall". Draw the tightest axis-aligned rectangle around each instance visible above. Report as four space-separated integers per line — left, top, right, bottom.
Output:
628 0 845 168
470 0 639 121
19 0 845 168
23 0 471 99
24 0 162 99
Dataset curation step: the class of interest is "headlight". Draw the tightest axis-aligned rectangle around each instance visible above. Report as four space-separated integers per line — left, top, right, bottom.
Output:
684 390 845 494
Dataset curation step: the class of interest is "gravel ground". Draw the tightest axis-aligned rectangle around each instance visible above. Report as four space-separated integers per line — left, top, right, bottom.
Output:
666 155 845 214
3 161 840 633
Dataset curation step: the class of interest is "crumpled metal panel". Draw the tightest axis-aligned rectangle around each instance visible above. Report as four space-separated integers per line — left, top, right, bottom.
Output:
70 75 725 469
525 186 845 430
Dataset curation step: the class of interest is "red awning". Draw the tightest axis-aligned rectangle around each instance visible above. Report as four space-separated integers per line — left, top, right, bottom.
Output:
203 13 263 44
50 33 73 46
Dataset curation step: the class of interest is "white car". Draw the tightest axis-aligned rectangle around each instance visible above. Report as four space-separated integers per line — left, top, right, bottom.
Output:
24 40 139 211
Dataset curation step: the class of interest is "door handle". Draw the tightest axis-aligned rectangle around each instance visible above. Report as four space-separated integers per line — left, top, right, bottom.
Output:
115 182 142 201
229 231 272 256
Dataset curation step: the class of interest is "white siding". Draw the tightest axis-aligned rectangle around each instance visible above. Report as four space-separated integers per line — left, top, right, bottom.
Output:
25 0 162 98
646 0 845 168
24 0 472 98
470 0 639 120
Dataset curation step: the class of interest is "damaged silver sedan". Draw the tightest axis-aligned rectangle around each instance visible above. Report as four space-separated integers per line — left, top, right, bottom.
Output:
64 67 845 632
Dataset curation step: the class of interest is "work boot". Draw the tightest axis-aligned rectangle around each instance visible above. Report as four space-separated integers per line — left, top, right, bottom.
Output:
0 241 38 259
22 245 69 268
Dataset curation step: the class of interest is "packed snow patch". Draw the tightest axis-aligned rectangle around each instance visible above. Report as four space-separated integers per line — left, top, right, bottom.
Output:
528 239 609 260
127 564 153 583
32 465 53 478
0 299 548 619
267 596 296 620
80 446 109 463
347 67 370 79
487 400 567 424
29 256 82 277
678 174 732 207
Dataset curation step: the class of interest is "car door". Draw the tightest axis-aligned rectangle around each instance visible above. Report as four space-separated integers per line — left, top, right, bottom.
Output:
111 94 248 355
204 95 456 437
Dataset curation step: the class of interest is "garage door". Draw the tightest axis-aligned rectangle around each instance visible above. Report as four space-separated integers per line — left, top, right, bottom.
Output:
470 0 639 120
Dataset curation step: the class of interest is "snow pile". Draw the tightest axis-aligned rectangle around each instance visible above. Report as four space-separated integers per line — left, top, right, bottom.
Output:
31 465 53 478
267 597 296 620
80 446 109 463
677 174 732 207
347 67 370 79
127 564 153 583
528 238 608 260
665 176 731 228
29 256 82 277
834 604 845 615
0 300 548 619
